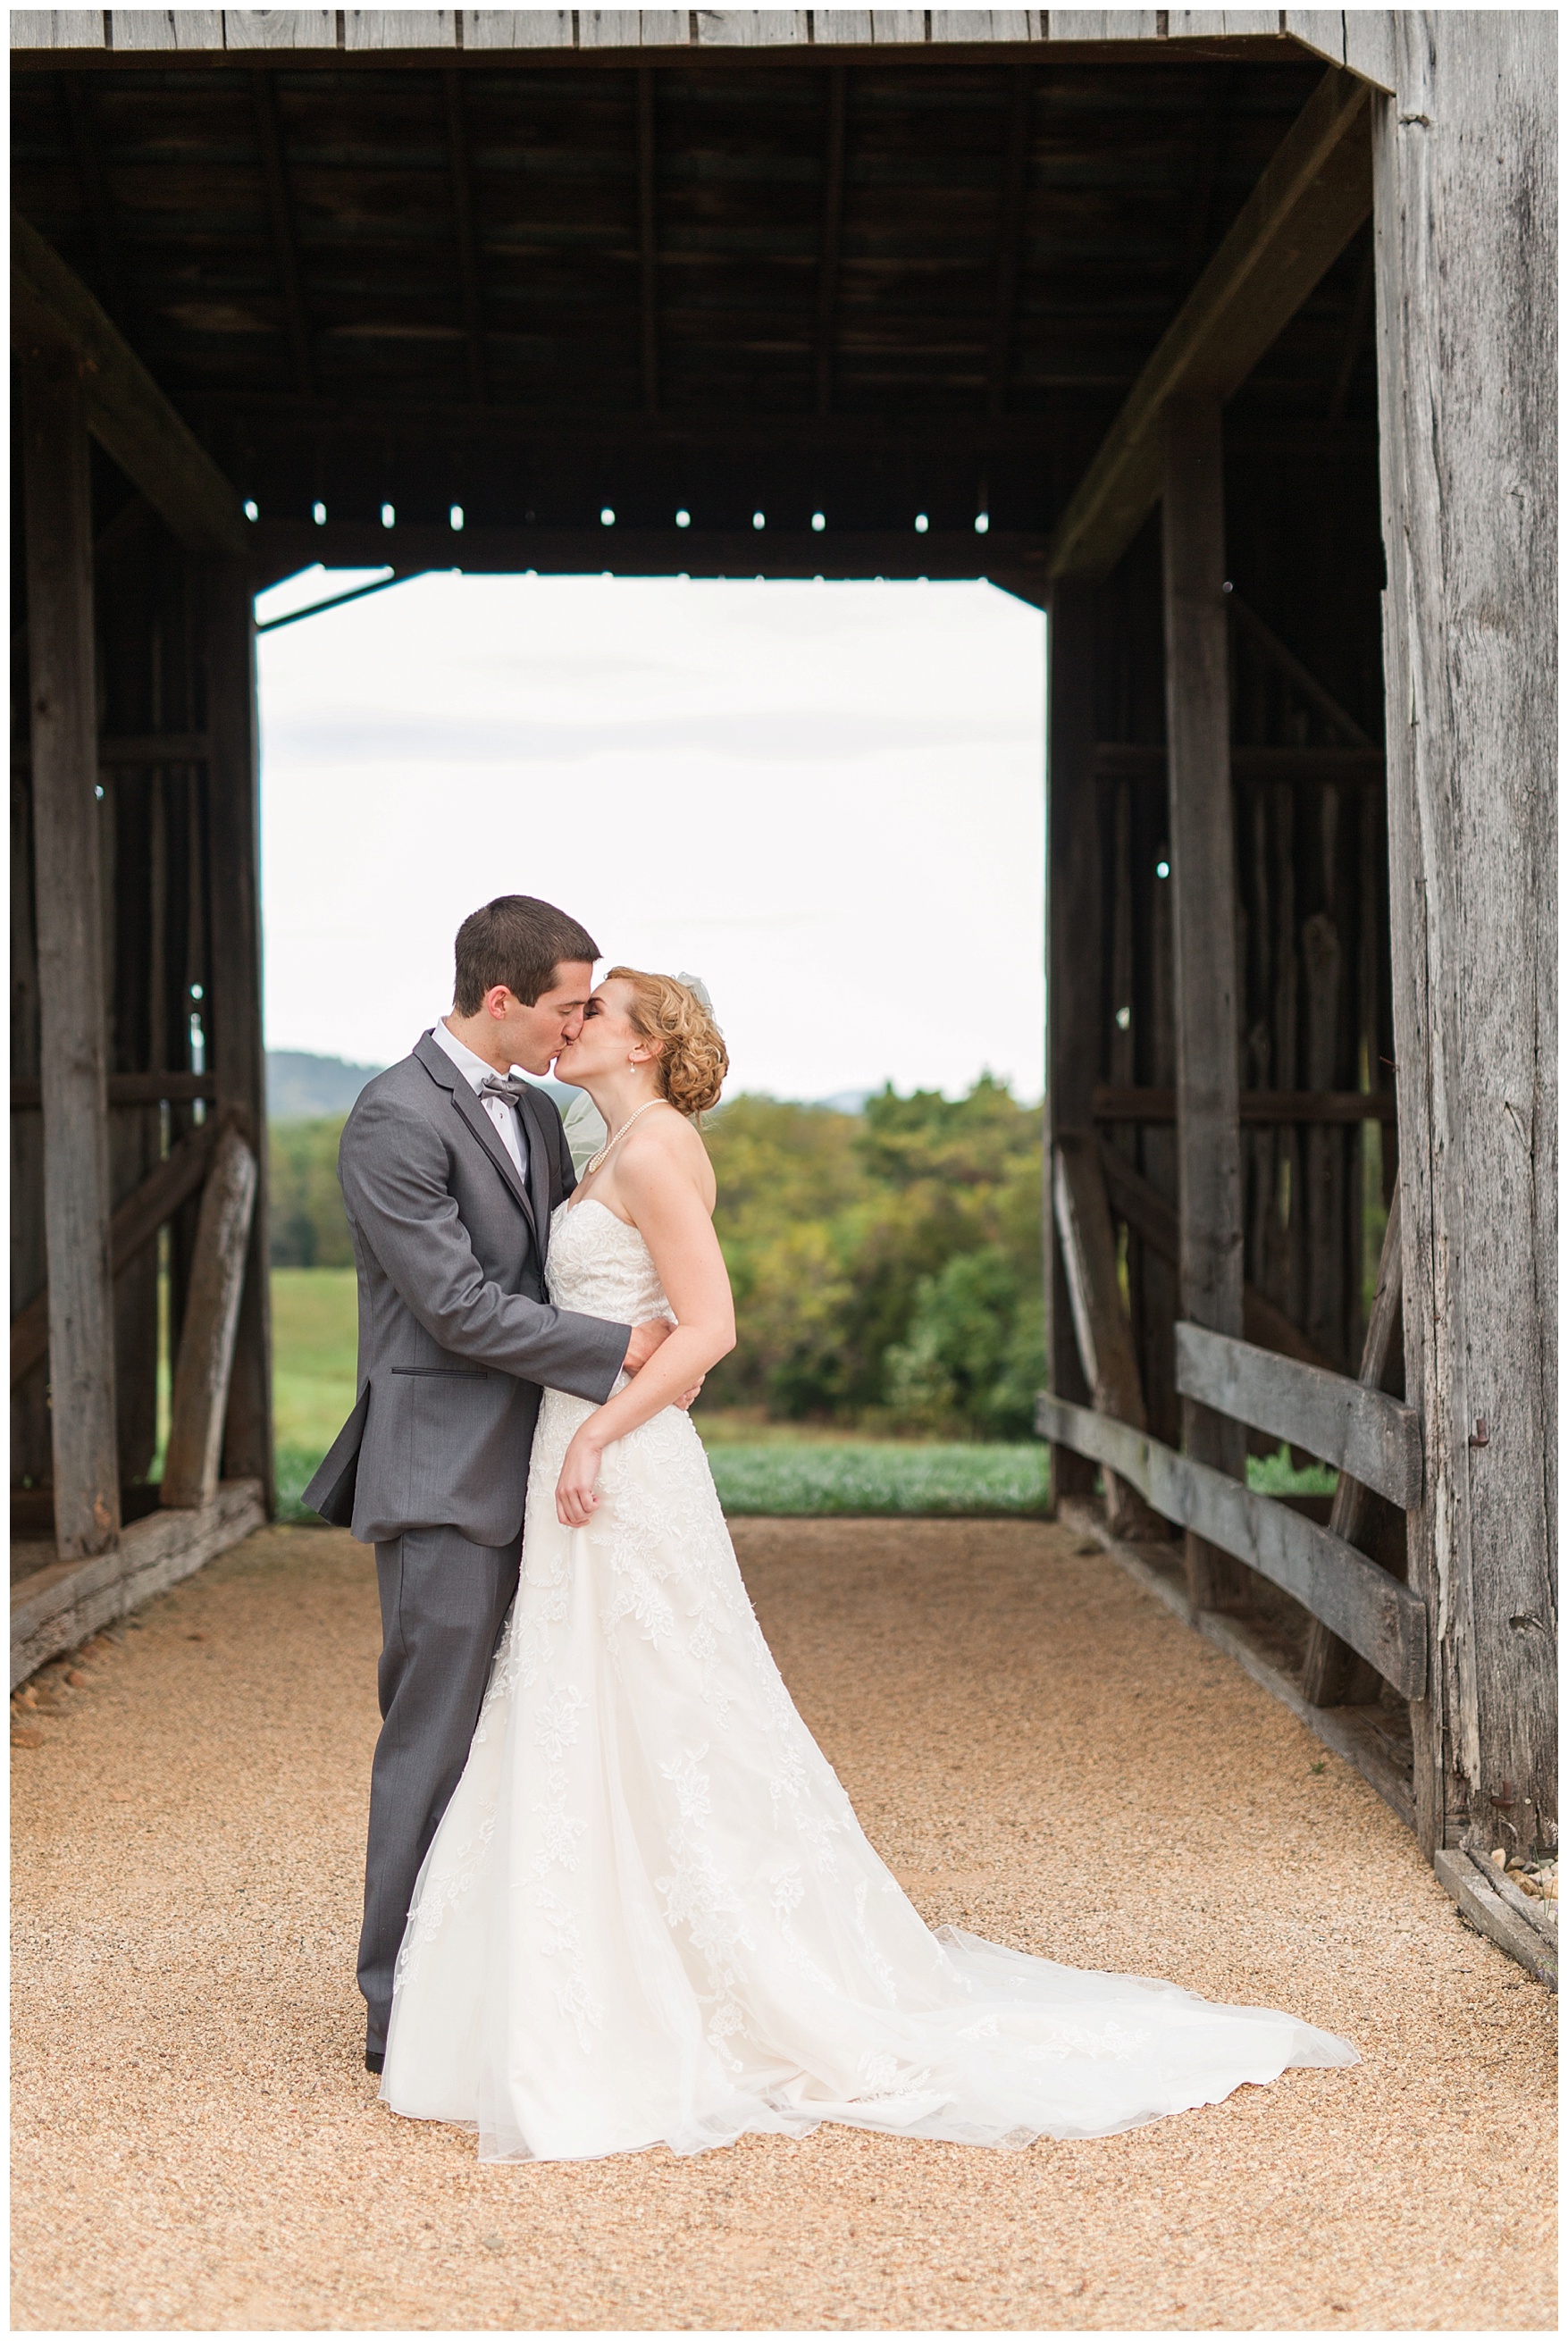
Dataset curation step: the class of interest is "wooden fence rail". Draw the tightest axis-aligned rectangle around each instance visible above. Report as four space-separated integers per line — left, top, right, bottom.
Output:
1174 1322 1421 1507
1036 1391 1428 1699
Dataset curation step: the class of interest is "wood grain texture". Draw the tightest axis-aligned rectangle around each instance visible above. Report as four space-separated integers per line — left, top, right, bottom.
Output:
1174 1322 1419 1506
1053 1137 1161 1540
1374 13 1557 1854
1044 580 1099 1498
10 12 105 46
1281 10 1346 67
462 11 574 46
11 215 249 558
1037 1393 1428 1698
1161 396 1245 1607
221 11 337 48
1301 1186 1407 1705
10 1121 219 1388
1050 68 1372 578
1093 1087 1396 1124
21 342 122 1563
9 1481 265 1690
113 11 225 47
203 566 274 1506
160 1129 258 1511
345 10 455 46
693 12 810 44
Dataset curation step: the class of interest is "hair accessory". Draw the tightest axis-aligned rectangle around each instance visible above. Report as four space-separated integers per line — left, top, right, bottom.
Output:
677 970 717 1023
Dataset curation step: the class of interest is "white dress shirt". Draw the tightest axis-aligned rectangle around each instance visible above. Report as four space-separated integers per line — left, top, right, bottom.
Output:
431 1017 528 1181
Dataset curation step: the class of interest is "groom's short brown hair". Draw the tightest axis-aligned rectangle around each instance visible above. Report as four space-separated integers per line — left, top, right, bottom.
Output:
453 895 600 1013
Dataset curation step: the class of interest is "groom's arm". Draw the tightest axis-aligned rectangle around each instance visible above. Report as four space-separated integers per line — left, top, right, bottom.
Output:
340 1096 630 1403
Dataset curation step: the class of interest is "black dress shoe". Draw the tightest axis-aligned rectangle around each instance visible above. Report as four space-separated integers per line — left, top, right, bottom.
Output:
365 2048 385 2075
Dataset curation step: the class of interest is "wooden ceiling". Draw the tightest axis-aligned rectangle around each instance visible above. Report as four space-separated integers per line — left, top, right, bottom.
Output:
12 47 1372 552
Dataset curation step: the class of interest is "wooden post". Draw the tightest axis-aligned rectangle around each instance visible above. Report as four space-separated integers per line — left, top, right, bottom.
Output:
1052 1135 1161 1540
204 564 274 1510
1044 579 1100 1503
1301 1187 1406 1707
1372 20 1556 1859
1161 396 1245 1608
161 1128 259 1510
20 338 122 1561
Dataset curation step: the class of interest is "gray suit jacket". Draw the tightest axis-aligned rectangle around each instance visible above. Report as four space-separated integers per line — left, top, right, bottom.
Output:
302 1031 631 1548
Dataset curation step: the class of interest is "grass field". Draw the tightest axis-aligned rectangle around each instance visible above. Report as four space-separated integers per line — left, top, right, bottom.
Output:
268 1267 1330 1522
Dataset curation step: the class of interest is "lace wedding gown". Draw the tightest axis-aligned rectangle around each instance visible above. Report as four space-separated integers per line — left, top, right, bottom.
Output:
380 1199 1355 2163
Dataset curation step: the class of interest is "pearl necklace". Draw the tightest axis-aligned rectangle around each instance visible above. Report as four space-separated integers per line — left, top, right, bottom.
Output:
584 1096 668 1177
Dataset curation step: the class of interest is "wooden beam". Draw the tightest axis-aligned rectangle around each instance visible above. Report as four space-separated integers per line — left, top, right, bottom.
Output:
1162 394 1244 1609
1094 742 1385 787
12 1072 217 1110
203 566 274 1508
252 71 314 399
985 66 1033 419
9 1120 219 1387
1374 18 1556 1863
1226 592 1373 746
61 73 133 335
12 734 213 776
250 516 1052 586
161 1129 259 1510
814 64 848 415
1098 1139 1337 1377
1052 1136 1161 1540
637 66 659 415
11 212 250 558
443 69 487 404
1044 578 1100 1501
1175 1321 1420 1509
1036 1393 1428 1700
1093 1086 1398 1125
20 340 121 1559
1301 1187 1410 1705
1048 68 1372 579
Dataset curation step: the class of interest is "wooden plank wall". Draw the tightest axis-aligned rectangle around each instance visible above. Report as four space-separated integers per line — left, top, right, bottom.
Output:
1373 13 1556 1856
11 479 223 1520
8 10 1397 79
1075 404 1388 1477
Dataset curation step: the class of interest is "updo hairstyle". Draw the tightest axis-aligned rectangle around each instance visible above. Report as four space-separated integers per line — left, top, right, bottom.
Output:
606 968 728 1119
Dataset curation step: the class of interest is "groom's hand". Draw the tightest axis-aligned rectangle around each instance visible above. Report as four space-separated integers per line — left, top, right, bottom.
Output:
623 1318 674 1375
676 1378 705 1412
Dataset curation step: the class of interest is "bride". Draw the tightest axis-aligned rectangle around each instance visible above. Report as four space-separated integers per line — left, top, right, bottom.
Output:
380 969 1354 2162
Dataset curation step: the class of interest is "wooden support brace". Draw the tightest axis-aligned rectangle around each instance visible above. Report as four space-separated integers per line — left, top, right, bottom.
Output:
10 1120 220 1389
1036 1392 1428 1700
1300 1189 1409 1705
160 1129 258 1512
11 212 249 558
1175 1316 1420 1508
21 335 121 1562
1052 1136 1163 1540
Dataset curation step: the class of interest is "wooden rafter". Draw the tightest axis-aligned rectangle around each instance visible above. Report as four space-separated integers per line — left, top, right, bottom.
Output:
985 67 1033 419
444 70 487 404
252 70 314 399
10 211 249 558
815 65 847 416
637 68 658 416
1048 68 1372 580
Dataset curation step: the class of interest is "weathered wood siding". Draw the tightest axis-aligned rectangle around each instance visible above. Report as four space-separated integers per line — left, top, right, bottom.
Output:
1373 11 1556 1854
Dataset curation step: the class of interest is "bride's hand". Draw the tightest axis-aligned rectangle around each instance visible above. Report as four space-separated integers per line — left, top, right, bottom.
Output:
556 1426 605 1529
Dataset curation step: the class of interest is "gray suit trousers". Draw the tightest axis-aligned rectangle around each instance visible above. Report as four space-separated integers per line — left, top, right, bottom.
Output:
359 1524 520 2053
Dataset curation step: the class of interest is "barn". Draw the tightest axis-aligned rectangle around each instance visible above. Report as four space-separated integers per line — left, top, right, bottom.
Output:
9 8 1555 1977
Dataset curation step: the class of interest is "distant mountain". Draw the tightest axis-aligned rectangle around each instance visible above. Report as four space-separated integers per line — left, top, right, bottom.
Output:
817 1088 871 1116
266 1050 383 1120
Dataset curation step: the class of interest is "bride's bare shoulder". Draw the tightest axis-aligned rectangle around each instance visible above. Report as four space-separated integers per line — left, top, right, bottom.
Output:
615 1105 717 1208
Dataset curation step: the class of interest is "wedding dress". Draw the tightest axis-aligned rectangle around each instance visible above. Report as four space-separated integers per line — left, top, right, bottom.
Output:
380 1198 1355 2163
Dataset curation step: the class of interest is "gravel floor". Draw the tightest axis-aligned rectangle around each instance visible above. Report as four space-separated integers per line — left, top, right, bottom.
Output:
12 1516 1555 2333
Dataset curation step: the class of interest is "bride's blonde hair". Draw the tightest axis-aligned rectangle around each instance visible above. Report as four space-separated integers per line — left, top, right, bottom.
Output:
606 968 728 1119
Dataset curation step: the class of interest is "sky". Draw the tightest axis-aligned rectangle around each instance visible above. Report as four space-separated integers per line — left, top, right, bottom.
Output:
255 567 1046 1103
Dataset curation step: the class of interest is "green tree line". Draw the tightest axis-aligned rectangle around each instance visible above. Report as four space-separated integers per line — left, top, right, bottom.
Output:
269 1077 1045 1438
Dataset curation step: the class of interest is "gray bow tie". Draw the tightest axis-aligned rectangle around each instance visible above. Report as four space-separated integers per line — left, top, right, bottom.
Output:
478 1074 528 1107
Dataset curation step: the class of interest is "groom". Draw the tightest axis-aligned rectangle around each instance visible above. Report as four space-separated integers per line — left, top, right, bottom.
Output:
304 894 675 2073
